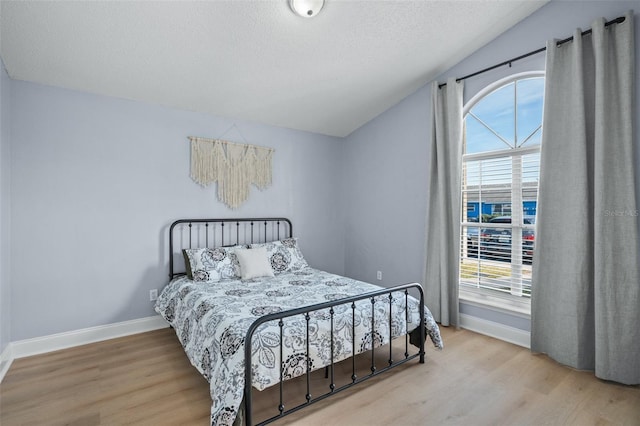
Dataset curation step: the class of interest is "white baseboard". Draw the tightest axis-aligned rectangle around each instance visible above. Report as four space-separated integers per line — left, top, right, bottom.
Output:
1 315 169 380
0 343 13 383
460 313 530 348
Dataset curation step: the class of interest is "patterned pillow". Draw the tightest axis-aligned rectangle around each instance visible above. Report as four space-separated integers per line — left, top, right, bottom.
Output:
250 238 309 274
183 246 243 282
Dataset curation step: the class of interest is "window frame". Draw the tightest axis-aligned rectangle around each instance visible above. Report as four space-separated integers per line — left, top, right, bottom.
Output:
459 71 544 315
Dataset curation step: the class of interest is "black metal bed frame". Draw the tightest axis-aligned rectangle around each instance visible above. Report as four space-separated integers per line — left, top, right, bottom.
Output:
169 218 293 279
168 218 426 426
244 283 425 425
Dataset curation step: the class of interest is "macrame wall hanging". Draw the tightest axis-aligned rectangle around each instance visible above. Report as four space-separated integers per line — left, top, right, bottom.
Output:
189 135 274 209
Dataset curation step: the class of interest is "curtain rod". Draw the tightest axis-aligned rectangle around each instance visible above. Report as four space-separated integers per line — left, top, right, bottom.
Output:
439 15 626 88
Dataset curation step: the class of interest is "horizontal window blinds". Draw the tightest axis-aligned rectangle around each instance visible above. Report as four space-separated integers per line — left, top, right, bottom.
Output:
460 149 540 299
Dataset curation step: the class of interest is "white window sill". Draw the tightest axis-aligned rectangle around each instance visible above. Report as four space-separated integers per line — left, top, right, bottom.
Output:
459 288 531 318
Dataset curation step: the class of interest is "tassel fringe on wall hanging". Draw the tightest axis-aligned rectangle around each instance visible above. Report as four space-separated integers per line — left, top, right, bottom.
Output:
189 136 274 209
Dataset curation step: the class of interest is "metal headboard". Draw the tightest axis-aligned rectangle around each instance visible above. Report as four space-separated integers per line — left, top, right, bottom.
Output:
168 218 293 279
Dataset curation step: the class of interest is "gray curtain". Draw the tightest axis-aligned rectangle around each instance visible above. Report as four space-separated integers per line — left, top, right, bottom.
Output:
424 78 464 327
531 11 639 385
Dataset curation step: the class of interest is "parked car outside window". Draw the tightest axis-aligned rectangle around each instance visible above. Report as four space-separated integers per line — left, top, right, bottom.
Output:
479 216 535 263
466 217 480 256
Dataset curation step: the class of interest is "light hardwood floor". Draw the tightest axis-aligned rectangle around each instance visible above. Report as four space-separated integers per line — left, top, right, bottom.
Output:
1 326 639 425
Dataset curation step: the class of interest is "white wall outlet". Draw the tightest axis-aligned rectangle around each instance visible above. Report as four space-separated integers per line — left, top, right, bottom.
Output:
149 289 158 301
376 271 382 280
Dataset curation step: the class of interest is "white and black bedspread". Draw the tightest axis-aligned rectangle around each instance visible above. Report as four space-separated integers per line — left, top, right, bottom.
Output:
155 267 443 425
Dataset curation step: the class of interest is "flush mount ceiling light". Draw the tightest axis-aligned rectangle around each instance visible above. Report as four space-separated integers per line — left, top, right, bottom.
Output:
289 0 325 18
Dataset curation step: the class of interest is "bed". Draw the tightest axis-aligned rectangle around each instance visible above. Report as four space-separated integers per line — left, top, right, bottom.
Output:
155 218 443 425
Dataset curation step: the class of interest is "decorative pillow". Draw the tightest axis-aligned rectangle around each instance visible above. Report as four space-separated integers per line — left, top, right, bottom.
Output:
250 238 309 274
235 247 275 280
183 245 243 282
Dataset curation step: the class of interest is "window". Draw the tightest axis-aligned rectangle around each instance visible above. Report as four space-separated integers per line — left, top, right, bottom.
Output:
459 73 543 313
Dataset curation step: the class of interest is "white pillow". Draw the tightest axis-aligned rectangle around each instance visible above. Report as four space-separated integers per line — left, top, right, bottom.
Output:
236 247 275 280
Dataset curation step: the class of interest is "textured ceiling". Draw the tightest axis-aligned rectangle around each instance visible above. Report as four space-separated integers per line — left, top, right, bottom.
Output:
0 1 548 137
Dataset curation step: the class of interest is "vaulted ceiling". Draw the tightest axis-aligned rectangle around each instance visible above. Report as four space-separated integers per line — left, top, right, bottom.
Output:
0 1 548 137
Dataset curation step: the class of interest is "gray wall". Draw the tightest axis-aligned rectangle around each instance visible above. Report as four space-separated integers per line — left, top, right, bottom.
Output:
342 83 430 286
9 81 344 341
342 0 640 330
0 59 11 354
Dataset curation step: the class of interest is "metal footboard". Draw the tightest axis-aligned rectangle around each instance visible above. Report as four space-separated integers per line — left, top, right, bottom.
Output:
243 282 426 425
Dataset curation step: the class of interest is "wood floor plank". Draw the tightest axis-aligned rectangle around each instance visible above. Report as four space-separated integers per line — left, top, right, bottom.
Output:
1 326 638 425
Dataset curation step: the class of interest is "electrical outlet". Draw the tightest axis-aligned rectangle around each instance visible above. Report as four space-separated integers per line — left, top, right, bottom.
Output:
376 271 382 280
149 289 158 301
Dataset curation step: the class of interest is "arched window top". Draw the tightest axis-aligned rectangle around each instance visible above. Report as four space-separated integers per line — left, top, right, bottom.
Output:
464 72 544 155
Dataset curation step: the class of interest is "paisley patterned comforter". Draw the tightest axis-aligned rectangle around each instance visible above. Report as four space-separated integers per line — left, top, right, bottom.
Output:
155 268 443 425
